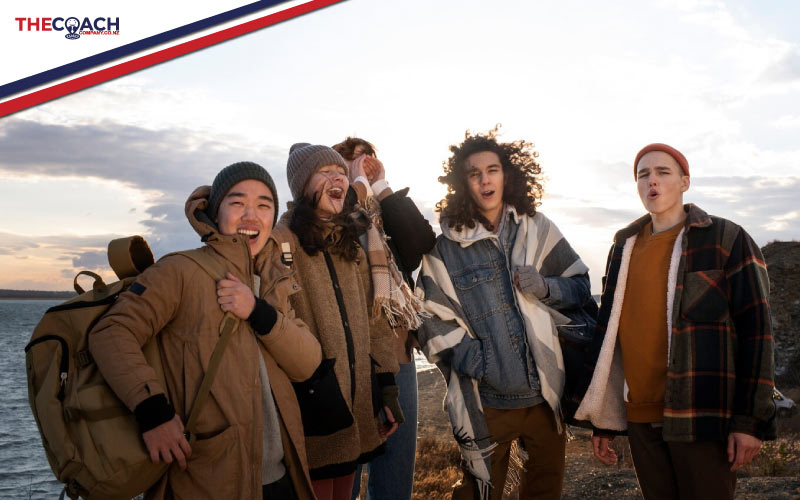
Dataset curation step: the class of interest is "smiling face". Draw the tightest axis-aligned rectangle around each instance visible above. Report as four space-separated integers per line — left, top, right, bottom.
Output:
465 150 505 227
304 163 349 215
216 179 275 256
636 151 690 218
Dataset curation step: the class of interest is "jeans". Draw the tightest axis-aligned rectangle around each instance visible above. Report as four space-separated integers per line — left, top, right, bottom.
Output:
352 361 418 500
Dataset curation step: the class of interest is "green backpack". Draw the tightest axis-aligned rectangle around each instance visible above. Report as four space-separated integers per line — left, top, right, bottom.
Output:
25 236 240 500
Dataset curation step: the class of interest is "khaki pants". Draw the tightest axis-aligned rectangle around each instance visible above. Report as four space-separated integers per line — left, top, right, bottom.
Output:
628 422 736 500
452 403 566 500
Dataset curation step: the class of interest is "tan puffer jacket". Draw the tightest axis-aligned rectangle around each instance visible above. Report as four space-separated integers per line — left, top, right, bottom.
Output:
89 186 322 500
271 213 399 476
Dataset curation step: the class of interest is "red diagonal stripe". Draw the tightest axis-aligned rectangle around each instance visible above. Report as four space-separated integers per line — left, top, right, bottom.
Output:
0 0 344 117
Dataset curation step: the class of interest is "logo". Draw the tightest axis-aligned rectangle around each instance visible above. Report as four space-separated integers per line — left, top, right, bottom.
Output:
64 17 80 40
15 17 121 40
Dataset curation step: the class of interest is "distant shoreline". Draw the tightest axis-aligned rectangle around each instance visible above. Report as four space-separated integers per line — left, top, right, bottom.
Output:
0 290 75 300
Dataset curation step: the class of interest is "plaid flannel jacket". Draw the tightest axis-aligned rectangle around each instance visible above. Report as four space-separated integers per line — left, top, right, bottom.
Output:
588 204 776 441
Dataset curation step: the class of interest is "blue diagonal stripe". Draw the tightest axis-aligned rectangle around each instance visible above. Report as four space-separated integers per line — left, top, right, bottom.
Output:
0 0 286 100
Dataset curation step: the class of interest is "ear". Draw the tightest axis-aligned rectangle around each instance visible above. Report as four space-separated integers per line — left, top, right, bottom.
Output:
681 175 690 193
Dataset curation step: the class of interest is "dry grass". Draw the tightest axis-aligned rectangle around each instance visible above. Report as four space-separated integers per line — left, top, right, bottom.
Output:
412 437 462 500
740 437 800 477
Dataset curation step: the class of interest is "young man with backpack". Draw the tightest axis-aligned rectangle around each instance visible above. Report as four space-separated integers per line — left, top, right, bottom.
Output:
89 162 322 499
416 129 594 500
575 144 776 500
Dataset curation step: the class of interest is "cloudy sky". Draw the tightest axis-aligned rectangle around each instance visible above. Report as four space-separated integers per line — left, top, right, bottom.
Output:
1 0 799 293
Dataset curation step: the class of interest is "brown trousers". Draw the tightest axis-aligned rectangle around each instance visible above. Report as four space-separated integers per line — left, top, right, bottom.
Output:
452 403 566 500
627 422 736 500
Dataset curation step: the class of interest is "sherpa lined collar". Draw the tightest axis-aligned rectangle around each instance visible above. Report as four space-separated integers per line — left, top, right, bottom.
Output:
613 203 712 243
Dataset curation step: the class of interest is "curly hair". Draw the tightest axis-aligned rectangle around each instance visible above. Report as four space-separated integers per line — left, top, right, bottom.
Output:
332 137 377 161
289 187 369 261
436 126 543 232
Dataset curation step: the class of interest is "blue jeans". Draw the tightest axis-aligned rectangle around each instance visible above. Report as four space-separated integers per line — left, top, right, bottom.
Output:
352 361 418 500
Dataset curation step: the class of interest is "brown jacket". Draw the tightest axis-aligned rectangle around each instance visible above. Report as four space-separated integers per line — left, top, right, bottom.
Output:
272 214 399 473
89 187 322 499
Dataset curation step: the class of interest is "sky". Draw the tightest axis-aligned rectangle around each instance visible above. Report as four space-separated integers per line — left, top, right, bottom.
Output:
1 0 799 293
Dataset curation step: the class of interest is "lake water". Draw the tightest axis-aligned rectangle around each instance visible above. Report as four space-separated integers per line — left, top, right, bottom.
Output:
0 299 63 499
0 299 437 498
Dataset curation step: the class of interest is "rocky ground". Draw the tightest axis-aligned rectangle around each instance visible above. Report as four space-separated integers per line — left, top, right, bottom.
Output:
414 369 800 500
762 241 800 387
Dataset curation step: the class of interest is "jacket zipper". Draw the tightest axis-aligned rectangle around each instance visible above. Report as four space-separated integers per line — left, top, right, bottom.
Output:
323 250 357 401
25 335 69 401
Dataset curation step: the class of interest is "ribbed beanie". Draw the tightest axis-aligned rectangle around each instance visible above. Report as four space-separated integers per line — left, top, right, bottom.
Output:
207 161 278 225
286 143 348 200
633 143 690 179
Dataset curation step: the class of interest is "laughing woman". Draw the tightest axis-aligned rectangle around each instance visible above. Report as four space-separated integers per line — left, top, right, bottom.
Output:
270 143 401 500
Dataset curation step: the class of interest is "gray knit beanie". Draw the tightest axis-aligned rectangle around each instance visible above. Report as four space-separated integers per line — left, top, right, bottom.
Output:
207 161 279 226
286 143 348 200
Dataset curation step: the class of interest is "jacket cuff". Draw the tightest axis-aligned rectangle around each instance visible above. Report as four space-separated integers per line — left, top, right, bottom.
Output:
730 414 777 441
591 425 627 438
248 297 278 336
381 384 405 424
134 394 175 433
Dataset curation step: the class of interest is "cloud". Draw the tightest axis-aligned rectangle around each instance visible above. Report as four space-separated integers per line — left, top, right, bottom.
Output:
559 207 643 229
772 115 800 129
70 250 108 270
0 118 286 201
760 48 800 83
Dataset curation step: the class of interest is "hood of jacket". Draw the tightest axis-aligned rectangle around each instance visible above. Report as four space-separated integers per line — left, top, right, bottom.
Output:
185 185 258 279
441 204 520 248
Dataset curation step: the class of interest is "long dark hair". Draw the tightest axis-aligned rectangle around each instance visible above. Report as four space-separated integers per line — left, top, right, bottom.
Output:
289 187 369 261
436 126 543 231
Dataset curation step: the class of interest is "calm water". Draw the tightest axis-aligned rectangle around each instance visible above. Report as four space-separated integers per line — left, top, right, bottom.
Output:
0 299 437 498
0 299 63 499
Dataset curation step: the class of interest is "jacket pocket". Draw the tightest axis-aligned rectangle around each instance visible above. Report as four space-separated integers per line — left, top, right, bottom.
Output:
168 425 239 499
680 269 729 323
451 264 497 291
292 358 354 436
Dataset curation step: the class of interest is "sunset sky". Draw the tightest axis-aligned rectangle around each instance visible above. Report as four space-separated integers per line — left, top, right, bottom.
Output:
1 0 799 293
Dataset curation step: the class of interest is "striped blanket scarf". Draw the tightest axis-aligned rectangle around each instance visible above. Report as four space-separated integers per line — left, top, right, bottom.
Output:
415 211 589 498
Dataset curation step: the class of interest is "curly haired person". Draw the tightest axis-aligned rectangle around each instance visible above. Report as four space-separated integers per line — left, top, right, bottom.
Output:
416 128 594 500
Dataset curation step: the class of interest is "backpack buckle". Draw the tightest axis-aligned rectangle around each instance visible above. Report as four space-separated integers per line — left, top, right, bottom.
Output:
280 242 293 267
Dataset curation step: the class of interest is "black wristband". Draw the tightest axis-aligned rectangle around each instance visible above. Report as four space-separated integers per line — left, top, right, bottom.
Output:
134 394 175 433
248 297 278 336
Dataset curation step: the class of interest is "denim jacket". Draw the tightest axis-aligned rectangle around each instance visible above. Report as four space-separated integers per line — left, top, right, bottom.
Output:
438 207 591 409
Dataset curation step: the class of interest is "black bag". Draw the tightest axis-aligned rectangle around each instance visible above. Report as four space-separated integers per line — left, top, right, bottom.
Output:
292 358 354 436
556 296 599 427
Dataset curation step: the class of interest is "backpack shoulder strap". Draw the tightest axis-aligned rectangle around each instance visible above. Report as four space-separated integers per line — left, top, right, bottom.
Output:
165 248 241 440
171 248 229 282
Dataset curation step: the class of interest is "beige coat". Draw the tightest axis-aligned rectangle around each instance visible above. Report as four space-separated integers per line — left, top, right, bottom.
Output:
271 215 399 474
89 187 321 499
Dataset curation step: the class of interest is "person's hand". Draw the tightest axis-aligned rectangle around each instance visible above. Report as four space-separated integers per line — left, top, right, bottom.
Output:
728 432 761 471
363 156 385 184
378 406 399 438
513 266 549 299
592 435 617 465
142 414 192 470
349 154 368 182
217 272 256 320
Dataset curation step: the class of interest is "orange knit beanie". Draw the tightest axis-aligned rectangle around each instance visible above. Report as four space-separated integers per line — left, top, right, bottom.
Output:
633 143 689 179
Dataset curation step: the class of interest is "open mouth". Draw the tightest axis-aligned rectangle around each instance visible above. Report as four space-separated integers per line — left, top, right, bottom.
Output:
647 188 659 200
237 228 260 242
481 189 495 199
327 187 344 201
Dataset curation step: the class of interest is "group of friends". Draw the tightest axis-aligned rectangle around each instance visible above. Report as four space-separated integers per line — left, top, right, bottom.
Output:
87 129 776 500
